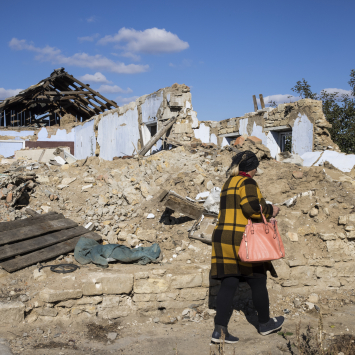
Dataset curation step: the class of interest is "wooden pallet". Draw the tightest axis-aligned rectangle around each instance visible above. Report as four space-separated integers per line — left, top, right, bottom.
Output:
0 211 101 272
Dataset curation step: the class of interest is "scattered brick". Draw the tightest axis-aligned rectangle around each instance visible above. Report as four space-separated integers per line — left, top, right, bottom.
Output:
234 136 245 147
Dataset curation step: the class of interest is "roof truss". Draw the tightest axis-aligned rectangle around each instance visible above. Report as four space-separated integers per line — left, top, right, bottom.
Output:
0 68 118 127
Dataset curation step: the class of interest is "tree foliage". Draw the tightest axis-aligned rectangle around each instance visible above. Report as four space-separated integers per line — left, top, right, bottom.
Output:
291 70 355 154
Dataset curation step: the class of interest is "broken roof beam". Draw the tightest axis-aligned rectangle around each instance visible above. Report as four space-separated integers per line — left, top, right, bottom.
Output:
44 91 91 95
48 81 99 116
55 79 103 113
68 75 118 108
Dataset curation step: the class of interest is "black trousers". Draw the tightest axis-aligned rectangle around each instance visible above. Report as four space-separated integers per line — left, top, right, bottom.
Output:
214 275 270 327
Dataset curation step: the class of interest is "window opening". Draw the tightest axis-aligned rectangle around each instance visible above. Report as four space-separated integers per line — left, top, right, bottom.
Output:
279 131 292 153
149 123 157 137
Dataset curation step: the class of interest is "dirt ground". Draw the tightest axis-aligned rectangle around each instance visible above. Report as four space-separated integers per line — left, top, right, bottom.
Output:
1 303 355 355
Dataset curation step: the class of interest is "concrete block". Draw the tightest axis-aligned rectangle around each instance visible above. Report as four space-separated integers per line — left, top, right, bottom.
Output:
318 233 336 241
134 278 170 294
40 289 82 303
272 259 291 279
37 307 58 317
156 292 179 302
82 272 134 295
133 294 156 302
99 307 129 319
316 267 337 279
335 262 355 277
179 288 207 301
171 274 203 289
101 296 121 308
290 266 317 286
0 301 25 324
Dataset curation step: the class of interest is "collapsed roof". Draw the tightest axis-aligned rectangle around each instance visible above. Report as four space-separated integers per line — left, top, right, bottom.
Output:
0 68 118 127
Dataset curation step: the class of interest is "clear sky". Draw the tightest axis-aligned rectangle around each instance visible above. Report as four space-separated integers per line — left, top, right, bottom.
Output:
1 0 354 121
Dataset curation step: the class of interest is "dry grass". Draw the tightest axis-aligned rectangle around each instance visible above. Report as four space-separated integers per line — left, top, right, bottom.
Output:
291 309 355 355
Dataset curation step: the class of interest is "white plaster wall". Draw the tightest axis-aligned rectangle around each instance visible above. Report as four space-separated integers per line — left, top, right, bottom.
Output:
302 151 355 173
0 130 34 157
251 122 267 146
73 120 96 159
266 131 281 158
0 141 24 158
37 127 75 141
210 133 217 145
190 110 199 128
238 118 248 135
0 130 35 139
97 108 140 160
141 92 163 123
292 114 313 156
193 123 210 143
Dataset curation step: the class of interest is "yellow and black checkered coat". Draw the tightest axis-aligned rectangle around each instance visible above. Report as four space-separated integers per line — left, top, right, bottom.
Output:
211 175 277 279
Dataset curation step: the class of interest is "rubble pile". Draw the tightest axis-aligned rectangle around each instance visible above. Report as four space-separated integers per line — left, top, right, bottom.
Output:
0 161 38 214
0 139 355 328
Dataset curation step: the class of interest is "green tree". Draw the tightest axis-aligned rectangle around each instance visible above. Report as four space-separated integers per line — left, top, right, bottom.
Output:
291 70 355 154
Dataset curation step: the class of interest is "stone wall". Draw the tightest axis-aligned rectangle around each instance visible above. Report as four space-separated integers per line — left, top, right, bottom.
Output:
200 99 340 158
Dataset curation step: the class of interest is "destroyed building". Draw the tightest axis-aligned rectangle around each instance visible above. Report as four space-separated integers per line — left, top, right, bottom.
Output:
1 68 349 165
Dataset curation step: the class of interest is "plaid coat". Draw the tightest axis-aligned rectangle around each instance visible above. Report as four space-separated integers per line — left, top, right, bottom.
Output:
211 175 277 279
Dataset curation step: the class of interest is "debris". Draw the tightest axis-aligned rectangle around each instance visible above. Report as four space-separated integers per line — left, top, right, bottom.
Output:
196 191 210 201
147 213 155 219
0 212 101 272
189 214 217 245
203 187 221 214
282 190 315 207
162 190 204 220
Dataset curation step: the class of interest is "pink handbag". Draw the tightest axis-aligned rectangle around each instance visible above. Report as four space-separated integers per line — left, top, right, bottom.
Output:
238 206 285 262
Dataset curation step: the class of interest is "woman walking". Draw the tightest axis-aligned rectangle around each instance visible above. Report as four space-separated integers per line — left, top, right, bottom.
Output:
211 150 284 344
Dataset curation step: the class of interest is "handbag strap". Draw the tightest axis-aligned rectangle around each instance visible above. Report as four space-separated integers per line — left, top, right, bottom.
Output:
247 205 268 227
259 205 268 224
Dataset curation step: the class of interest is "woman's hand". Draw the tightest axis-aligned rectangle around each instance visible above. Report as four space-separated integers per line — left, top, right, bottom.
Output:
272 205 280 218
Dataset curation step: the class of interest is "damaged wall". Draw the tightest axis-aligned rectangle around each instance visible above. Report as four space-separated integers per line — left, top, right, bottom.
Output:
0 86 340 161
201 98 340 158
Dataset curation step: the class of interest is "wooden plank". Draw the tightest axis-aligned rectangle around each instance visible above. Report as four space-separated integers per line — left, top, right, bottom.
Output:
44 91 89 95
0 212 64 233
0 226 89 261
0 218 77 246
138 116 177 156
0 231 102 272
68 75 118 108
259 94 265 109
164 193 204 220
253 95 258 112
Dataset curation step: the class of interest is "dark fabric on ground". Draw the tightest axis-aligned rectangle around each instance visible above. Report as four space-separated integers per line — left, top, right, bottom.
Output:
74 237 161 266
214 275 270 326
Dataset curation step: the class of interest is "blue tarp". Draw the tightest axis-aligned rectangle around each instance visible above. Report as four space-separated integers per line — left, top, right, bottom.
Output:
74 237 161 267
